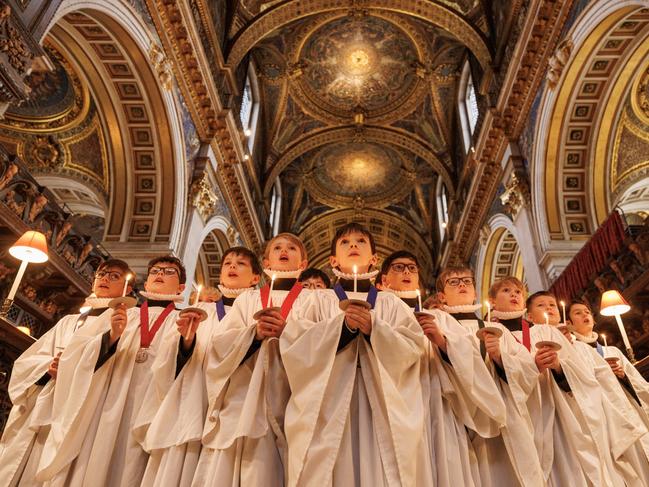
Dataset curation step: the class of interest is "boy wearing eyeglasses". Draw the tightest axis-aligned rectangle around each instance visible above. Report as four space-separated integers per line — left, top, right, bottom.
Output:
0 259 134 486
280 225 433 486
380 254 506 486
37 255 186 486
436 268 544 487
138 247 262 487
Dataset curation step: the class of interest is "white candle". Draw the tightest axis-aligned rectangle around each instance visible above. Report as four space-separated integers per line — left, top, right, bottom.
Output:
416 289 422 311
485 301 491 323
269 274 276 294
544 312 549 326
194 284 202 306
601 333 608 358
614 314 632 352
7 260 28 301
121 273 132 297
560 300 566 325
352 265 358 293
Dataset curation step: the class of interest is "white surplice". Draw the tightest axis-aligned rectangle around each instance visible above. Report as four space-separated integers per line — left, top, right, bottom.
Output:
136 300 231 487
192 287 310 487
520 325 643 487
36 303 180 487
0 311 106 487
572 338 649 486
281 289 432 487
419 310 507 487
454 317 544 487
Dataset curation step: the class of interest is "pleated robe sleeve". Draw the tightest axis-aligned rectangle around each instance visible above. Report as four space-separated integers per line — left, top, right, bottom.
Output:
426 310 507 437
135 302 221 451
280 290 427 487
35 307 139 481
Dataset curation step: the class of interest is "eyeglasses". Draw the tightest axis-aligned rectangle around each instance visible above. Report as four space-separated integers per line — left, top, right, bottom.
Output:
389 263 418 273
149 266 179 277
445 277 474 287
95 270 123 282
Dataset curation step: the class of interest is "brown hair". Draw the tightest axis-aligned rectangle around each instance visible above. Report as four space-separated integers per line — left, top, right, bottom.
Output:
436 266 474 293
566 299 592 320
488 276 526 299
329 222 376 256
264 233 308 261
222 246 262 275
525 290 557 310
97 259 135 281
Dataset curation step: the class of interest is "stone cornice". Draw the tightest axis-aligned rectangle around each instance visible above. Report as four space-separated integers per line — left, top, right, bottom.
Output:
444 0 575 266
145 0 263 251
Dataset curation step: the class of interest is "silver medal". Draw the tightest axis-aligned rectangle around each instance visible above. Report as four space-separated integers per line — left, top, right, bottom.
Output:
135 347 148 363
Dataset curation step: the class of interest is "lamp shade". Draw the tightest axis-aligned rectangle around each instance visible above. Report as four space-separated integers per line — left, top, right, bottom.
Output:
600 290 630 316
9 231 48 263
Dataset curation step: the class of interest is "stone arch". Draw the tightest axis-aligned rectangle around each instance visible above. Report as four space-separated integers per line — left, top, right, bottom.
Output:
226 0 491 74
263 125 454 198
531 1 649 257
41 1 187 251
475 214 525 301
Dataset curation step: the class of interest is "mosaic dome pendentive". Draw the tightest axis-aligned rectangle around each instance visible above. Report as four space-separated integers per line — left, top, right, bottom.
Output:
296 16 420 121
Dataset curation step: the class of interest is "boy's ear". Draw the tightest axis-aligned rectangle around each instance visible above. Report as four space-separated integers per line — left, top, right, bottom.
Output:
369 254 378 267
178 283 186 293
329 255 339 269
437 291 447 304
262 258 270 269
251 274 261 286
299 259 308 271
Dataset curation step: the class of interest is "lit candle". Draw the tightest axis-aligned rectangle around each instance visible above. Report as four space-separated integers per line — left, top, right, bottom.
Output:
614 314 632 352
485 301 491 323
560 300 566 325
544 312 549 326
269 274 276 295
121 273 132 297
602 333 608 358
416 289 422 311
352 265 358 293
194 284 202 306
7 260 28 301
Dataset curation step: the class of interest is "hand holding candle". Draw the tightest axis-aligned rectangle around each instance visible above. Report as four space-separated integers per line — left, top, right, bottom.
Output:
121 273 132 297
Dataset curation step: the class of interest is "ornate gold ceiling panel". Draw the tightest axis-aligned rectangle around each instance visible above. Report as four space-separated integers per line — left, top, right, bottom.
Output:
299 142 416 208
226 0 491 74
263 125 453 198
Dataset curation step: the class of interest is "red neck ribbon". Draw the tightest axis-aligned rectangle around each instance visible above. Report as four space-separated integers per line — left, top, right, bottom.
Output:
260 281 303 319
139 302 175 348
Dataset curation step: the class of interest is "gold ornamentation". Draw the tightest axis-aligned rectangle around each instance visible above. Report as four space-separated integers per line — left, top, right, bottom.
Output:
27 135 61 169
149 43 173 91
499 173 530 219
0 2 33 75
546 39 573 89
190 173 218 221
634 65 649 122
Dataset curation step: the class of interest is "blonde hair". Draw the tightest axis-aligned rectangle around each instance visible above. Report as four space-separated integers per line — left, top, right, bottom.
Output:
263 232 308 261
488 276 526 299
189 286 221 303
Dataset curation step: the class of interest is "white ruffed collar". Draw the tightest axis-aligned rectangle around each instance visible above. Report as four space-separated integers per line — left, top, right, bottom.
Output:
383 287 420 298
218 284 249 298
140 291 184 302
492 309 527 319
263 268 302 279
442 303 483 313
331 267 380 281
82 295 113 309
573 330 598 344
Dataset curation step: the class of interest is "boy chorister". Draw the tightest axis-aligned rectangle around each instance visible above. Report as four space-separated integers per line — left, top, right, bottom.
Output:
0 259 134 486
381 253 507 486
281 225 430 486
37 256 186 486
192 233 309 486
525 291 642 486
137 247 262 487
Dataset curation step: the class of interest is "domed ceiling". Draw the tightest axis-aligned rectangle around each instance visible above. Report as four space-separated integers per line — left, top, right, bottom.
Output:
212 0 520 285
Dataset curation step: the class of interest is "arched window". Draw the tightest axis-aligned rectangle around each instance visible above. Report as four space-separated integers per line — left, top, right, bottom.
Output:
269 180 282 237
239 65 260 154
458 60 479 153
437 181 449 240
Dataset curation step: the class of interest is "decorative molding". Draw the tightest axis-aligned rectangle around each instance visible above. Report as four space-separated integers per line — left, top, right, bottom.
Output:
189 172 218 221
500 172 531 219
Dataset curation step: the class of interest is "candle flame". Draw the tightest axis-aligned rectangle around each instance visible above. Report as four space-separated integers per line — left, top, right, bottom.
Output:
352 265 357 275
485 300 490 308
125 273 132 282
416 289 421 296
560 300 565 306
271 274 276 282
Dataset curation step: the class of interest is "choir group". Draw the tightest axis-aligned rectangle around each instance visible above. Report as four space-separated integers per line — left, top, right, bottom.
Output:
1 222 648 487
